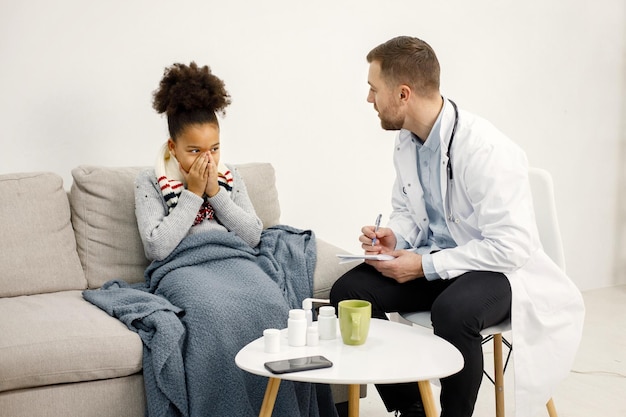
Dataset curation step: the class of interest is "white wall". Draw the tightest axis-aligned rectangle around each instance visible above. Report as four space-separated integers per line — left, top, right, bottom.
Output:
1 0 624 291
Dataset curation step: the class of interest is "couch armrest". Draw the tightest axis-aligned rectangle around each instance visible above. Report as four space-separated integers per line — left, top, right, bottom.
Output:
312 238 358 299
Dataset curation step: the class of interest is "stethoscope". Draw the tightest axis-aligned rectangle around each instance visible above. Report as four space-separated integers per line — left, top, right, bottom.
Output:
446 99 459 181
401 99 460 196
446 99 459 223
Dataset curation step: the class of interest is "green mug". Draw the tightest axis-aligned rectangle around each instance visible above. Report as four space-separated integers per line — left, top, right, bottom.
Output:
338 300 372 345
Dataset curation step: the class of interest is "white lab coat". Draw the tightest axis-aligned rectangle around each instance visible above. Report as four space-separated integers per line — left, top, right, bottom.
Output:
388 99 585 417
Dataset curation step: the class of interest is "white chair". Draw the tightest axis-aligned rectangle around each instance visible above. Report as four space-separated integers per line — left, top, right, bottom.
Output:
400 167 562 417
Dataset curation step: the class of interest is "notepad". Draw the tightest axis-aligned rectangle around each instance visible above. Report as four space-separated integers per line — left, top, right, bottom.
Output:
336 254 395 264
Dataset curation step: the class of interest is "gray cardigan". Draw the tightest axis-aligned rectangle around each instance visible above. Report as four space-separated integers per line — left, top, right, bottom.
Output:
134 164 263 261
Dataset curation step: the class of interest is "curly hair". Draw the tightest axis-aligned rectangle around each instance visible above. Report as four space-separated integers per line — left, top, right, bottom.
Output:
152 62 232 139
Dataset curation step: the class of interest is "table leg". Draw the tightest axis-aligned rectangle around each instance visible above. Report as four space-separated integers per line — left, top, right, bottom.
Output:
348 384 360 417
418 380 437 417
259 377 281 417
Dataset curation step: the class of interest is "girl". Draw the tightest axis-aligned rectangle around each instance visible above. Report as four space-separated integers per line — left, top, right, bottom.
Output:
132 62 336 417
135 61 262 261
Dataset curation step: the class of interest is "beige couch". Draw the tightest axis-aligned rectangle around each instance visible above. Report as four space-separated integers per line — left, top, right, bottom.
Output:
0 163 356 417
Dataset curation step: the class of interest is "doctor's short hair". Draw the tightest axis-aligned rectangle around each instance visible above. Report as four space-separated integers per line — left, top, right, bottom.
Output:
367 36 440 97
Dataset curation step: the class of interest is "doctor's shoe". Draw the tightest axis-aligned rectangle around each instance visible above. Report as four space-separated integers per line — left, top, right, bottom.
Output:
394 401 426 417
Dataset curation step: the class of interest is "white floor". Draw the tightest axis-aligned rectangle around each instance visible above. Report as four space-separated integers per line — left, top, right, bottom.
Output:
356 285 626 416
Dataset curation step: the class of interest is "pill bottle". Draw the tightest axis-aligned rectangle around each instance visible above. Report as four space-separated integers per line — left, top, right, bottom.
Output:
302 299 313 327
263 328 280 353
306 326 319 346
318 306 337 340
287 309 307 347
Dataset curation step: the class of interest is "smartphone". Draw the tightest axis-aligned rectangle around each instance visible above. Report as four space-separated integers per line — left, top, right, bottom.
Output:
264 355 333 374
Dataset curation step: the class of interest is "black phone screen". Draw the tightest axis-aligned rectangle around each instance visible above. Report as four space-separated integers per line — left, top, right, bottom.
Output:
264 355 333 374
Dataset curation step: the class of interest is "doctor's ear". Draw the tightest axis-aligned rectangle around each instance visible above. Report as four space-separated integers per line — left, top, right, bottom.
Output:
399 86 411 101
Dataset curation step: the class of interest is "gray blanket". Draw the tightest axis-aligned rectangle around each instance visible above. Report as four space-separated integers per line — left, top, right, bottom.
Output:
84 225 337 417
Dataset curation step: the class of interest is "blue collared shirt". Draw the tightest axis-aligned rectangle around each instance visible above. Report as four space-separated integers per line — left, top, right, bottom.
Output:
410 106 457 280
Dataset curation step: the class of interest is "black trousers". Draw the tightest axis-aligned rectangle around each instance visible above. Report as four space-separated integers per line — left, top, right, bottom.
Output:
329 263 512 417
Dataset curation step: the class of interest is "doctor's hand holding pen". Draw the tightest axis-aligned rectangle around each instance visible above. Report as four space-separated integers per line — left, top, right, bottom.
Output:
360 214 396 254
360 214 425 283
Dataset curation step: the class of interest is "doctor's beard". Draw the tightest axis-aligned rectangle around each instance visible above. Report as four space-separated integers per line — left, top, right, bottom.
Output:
376 104 404 131
379 114 403 131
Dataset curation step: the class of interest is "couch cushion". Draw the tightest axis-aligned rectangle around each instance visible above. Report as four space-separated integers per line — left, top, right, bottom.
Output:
233 163 281 229
0 172 87 297
0 374 146 417
70 163 281 289
0 290 143 392
70 166 150 288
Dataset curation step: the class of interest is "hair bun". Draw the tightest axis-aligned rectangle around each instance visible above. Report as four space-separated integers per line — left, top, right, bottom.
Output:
152 62 231 117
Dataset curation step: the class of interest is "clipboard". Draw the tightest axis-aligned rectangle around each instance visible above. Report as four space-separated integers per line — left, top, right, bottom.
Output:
336 254 395 264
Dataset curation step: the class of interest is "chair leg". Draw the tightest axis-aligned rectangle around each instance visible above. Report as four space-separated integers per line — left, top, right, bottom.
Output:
546 398 558 417
493 333 558 417
493 333 505 417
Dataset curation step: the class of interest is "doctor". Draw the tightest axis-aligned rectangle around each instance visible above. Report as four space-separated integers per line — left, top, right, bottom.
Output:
330 36 584 417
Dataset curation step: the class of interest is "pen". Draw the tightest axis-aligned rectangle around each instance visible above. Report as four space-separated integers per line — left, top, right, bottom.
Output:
371 214 382 246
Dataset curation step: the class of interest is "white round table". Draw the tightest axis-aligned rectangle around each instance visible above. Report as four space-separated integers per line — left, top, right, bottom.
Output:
235 318 463 417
